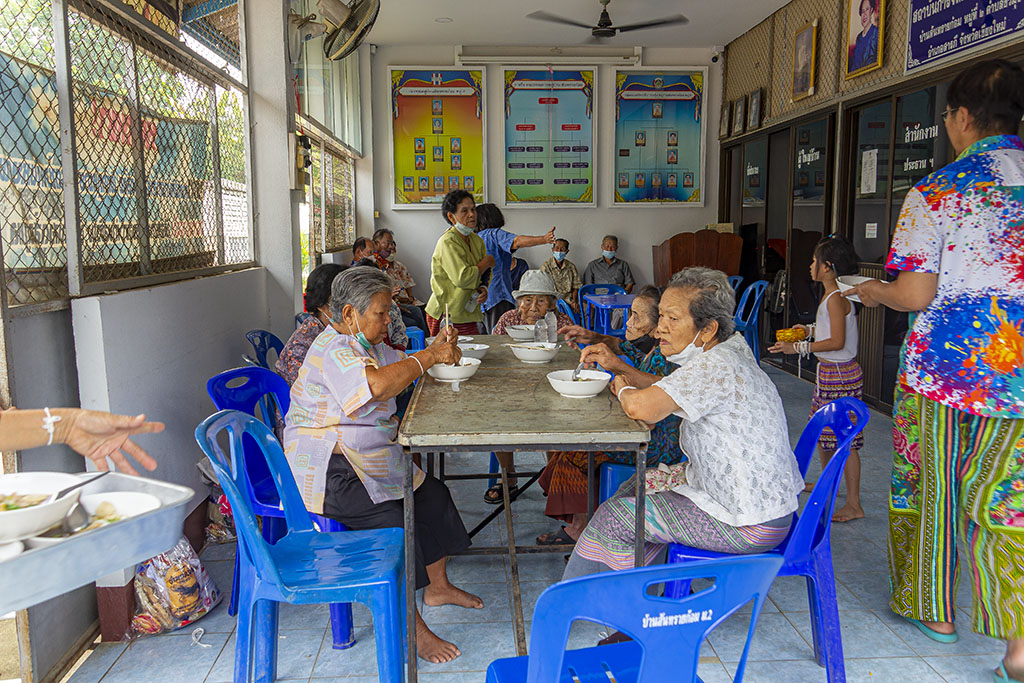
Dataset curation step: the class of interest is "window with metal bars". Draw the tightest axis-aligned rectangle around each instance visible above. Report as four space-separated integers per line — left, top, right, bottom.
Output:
0 0 252 305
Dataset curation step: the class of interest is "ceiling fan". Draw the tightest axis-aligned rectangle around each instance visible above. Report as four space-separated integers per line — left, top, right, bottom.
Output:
527 0 688 40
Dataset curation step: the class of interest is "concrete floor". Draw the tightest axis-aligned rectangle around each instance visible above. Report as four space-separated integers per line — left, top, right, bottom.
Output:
65 365 1008 682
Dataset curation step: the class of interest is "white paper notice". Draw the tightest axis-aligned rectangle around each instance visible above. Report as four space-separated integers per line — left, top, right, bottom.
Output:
865 222 878 239
861 149 878 194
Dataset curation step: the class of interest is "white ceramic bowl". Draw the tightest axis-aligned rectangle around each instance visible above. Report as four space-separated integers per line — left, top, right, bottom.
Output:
508 342 561 364
0 472 85 543
458 343 490 360
26 491 162 548
426 357 482 382
0 541 24 562
427 335 474 345
836 275 879 303
506 325 536 342
547 369 613 398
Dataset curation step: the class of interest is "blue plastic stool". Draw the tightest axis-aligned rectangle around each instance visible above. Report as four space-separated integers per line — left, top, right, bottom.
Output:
732 280 768 362
196 411 405 683
599 463 633 504
664 398 870 683
407 327 426 351
245 329 284 370
486 554 783 682
578 284 625 331
555 298 578 326
206 367 356 650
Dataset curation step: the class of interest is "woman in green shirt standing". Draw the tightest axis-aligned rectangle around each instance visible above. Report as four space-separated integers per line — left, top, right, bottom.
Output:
424 190 495 335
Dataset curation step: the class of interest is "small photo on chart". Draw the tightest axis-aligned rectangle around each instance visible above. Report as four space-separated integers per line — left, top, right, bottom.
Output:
667 149 678 164
667 131 678 146
618 173 629 188
634 172 645 188
433 146 444 162
651 172 662 188
449 176 460 190
683 172 694 188
414 138 425 153
635 130 646 146
652 102 663 118
403 176 414 191
667 173 678 188
415 155 426 170
418 176 429 191
434 176 444 191
451 137 461 153
451 154 462 170
465 176 475 192
432 99 443 115
432 118 443 134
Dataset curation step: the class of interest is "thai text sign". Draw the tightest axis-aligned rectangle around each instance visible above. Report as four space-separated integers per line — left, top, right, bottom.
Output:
906 0 1024 72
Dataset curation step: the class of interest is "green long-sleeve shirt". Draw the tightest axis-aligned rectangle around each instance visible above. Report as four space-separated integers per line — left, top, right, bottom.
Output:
425 227 487 324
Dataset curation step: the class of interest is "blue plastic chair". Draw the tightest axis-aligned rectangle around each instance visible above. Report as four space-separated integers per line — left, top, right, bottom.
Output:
665 397 870 683
732 280 768 362
486 554 784 682
206 367 356 650
295 312 313 329
407 327 425 351
556 298 578 326
195 410 406 683
578 284 626 331
245 330 284 370
599 462 633 504
728 275 743 292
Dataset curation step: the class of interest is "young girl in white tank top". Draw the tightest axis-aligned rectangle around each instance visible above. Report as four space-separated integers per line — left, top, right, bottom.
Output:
769 236 865 523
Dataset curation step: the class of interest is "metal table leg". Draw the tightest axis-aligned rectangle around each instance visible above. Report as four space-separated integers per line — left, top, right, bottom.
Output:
404 449 417 681
499 459 528 656
634 446 647 568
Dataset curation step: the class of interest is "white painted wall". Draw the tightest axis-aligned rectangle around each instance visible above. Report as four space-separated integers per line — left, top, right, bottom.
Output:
72 268 270 510
368 45 723 300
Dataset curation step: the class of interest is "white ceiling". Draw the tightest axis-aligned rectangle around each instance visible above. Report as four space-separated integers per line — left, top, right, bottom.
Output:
366 0 788 49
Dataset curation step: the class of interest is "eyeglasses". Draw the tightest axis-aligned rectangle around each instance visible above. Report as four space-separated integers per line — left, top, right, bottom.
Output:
940 107 956 122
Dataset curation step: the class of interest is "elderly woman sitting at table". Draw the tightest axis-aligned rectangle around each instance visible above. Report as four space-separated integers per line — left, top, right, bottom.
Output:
535 285 685 545
563 267 803 583
283 266 481 664
485 269 575 504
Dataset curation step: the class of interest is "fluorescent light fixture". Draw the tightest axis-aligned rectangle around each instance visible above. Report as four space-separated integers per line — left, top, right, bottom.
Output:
455 45 642 65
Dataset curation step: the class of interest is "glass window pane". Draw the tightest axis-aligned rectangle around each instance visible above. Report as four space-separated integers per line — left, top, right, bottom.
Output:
850 101 891 264
790 118 830 327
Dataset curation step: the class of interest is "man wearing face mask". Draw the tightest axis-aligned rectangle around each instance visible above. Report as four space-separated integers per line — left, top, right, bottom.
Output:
541 238 583 313
563 268 802 587
424 190 495 336
582 235 635 294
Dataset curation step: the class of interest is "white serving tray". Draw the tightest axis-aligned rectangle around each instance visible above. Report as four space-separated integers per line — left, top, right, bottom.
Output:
0 472 193 614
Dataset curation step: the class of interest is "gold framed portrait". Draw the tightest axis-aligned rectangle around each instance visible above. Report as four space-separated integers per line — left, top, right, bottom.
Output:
844 0 885 79
791 19 818 102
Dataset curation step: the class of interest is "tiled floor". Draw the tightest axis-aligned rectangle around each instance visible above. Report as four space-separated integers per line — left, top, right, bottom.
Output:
67 365 1009 682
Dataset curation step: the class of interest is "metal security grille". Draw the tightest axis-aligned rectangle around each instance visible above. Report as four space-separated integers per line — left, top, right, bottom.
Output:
324 148 354 252
0 0 251 305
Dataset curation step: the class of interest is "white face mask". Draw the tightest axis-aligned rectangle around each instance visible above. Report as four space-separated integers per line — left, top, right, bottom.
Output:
665 331 705 366
453 221 474 236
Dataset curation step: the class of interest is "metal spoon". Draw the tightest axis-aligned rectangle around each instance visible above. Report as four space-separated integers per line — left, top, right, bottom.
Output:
571 361 586 382
61 503 91 535
46 471 109 503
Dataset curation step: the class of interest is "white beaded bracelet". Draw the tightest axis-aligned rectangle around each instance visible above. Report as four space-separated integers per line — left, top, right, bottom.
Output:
408 355 425 376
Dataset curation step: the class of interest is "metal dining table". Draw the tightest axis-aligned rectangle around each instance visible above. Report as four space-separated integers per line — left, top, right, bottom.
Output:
396 334 650 680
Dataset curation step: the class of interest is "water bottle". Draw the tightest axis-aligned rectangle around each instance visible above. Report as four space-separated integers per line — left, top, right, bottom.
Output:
545 311 558 342
534 316 548 342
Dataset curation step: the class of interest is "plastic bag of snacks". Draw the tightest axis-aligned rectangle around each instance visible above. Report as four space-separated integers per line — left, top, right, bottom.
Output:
205 488 236 545
130 537 222 636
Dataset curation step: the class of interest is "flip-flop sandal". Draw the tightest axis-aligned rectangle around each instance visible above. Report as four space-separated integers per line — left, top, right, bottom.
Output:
535 526 575 546
484 481 518 504
995 661 1024 683
904 616 958 643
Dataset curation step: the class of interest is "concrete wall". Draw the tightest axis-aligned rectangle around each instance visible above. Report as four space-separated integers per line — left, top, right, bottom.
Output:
368 46 724 300
72 268 270 510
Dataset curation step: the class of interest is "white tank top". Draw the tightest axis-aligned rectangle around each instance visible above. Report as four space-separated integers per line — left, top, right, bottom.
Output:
814 289 858 363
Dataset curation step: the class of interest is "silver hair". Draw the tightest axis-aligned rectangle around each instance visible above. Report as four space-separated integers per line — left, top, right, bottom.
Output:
330 266 393 322
602 234 619 245
666 267 736 342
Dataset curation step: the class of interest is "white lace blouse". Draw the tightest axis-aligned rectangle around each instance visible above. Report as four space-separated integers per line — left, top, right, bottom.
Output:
654 333 804 527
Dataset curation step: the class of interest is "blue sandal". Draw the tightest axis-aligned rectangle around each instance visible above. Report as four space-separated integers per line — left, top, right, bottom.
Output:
904 616 958 643
995 661 1024 683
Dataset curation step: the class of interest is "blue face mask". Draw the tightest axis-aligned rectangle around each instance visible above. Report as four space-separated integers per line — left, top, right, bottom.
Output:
552 251 567 262
353 316 371 351
603 250 617 260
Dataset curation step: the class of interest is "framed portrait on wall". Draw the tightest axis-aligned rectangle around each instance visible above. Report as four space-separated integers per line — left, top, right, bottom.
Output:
747 88 762 130
732 95 746 136
791 19 818 101
845 0 885 78
719 102 731 138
